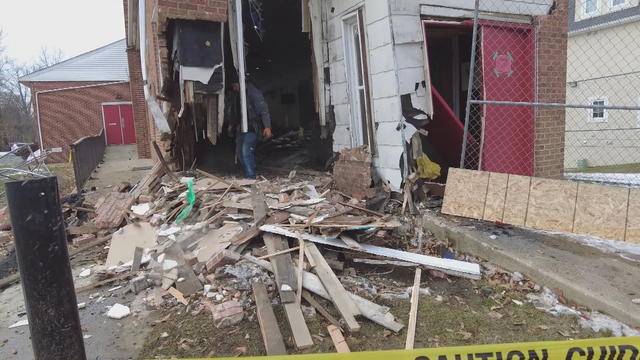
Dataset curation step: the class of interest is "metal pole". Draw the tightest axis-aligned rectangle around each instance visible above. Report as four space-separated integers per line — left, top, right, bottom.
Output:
5 176 87 360
235 0 249 133
460 0 480 169
469 99 640 111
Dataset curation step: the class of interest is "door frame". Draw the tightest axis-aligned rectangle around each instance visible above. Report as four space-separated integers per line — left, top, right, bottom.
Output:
101 102 133 146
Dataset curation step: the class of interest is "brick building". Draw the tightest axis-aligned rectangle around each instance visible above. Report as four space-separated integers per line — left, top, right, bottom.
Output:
125 0 568 190
20 40 150 163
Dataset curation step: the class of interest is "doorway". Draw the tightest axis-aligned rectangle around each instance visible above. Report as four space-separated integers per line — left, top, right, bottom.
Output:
102 103 136 146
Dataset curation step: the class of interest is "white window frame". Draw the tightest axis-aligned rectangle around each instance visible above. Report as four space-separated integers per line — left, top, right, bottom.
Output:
588 97 608 122
342 11 368 148
611 0 626 10
582 0 599 16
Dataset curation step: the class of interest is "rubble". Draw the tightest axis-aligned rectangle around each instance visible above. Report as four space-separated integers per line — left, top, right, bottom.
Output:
106 303 131 319
207 300 245 328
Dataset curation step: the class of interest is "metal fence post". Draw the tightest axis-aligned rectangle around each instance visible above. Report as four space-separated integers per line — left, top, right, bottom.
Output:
460 0 480 169
4 176 87 360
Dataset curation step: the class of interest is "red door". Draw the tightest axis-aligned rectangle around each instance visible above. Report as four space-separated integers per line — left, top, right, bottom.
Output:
480 21 535 176
103 104 136 145
119 105 136 144
104 105 123 145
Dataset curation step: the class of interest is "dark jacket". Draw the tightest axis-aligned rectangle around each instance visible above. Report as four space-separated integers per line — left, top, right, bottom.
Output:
226 82 271 133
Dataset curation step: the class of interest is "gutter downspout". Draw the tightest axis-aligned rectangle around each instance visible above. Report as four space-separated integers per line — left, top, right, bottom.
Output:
34 81 128 150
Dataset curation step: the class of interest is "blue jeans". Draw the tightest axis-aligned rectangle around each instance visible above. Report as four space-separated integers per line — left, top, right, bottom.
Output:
236 132 258 179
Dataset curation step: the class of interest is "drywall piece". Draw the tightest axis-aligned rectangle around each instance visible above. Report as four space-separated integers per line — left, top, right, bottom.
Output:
483 172 509 222
626 188 640 244
525 178 578 233
574 183 629 242
105 222 156 267
502 175 531 226
260 225 481 280
442 168 490 220
195 223 243 262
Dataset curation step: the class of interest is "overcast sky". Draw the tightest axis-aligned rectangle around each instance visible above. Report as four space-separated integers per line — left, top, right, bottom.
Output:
0 0 125 64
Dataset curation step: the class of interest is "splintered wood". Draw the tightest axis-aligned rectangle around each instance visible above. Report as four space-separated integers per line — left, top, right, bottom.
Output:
442 168 638 242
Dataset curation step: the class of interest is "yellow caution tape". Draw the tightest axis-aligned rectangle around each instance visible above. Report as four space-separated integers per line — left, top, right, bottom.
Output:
174 337 640 360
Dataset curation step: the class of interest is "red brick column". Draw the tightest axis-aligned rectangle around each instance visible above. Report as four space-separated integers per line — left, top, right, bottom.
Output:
533 0 568 178
123 0 152 159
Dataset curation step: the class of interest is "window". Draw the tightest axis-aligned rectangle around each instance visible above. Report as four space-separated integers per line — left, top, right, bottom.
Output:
588 97 608 122
342 10 374 148
612 0 626 8
584 0 598 14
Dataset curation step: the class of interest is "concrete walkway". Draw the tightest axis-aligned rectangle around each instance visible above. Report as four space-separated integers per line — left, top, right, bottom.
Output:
85 145 154 191
421 211 640 328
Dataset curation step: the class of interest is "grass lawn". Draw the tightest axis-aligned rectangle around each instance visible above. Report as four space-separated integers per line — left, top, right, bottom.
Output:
566 163 640 173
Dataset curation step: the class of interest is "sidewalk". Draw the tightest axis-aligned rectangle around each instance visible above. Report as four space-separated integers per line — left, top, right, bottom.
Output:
84 145 154 191
421 210 640 328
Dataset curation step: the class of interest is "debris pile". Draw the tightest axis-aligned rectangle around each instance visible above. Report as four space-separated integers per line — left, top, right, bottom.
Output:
57 161 482 354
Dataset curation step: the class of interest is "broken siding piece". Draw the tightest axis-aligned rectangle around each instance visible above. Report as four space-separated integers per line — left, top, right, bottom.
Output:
483 172 508 222
442 168 490 219
244 254 404 333
525 178 578 233
260 225 481 280
573 183 629 242
305 243 361 332
502 174 531 226
252 282 287 355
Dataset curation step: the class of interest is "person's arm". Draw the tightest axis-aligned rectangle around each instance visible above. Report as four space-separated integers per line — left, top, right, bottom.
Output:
249 86 272 136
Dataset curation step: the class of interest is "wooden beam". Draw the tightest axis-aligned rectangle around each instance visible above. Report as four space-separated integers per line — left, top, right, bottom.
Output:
305 243 361 332
327 325 350 353
152 141 178 182
263 234 297 303
301 291 342 331
297 238 305 304
283 302 314 349
405 268 422 350
252 282 287 355
337 201 384 217
256 246 300 260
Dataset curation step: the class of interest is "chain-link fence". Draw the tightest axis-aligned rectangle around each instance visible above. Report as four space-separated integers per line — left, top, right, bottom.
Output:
454 0 640 187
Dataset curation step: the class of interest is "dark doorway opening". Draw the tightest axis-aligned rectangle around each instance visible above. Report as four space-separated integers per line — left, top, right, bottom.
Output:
196 0 332 177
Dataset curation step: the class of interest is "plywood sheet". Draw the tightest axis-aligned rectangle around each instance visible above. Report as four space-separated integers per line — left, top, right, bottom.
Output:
442 168 489 219
626 188 640 244
106 222 156 267
525 178 578 233
483 172 508 222
574 183 629 241
502 175 531 226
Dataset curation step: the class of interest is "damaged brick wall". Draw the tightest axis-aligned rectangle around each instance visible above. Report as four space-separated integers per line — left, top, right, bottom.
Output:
332 146 375 199
26 81 132 163
534 0 568 178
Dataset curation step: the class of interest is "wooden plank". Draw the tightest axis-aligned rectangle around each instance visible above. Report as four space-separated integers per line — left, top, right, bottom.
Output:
442 168 490 219
131 247 143 273
297 239 305 304
327 325 350 353
573 183 629 241
252 282 287 355
525 178 578 233
196 169 252 193
301 290 343 330
483 172 508 222
405 268 422 350
167 287 188 305
502 174 531 226
337 201 384 217
340 235 364 250
230 211 290 246
257 246 300 260
305 243 361 332
263 234 297 303
283 302 314 349
152 141 178 182
625 188 640 244
261 225 481 280
244 254 404 333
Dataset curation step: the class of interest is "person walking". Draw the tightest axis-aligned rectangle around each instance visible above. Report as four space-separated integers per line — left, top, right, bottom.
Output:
226 81 273 179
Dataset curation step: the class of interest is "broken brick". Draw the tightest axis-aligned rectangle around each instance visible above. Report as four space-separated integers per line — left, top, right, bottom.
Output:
205 300 244 328
205 250 240 272
72 233 97 247
0 207 11 231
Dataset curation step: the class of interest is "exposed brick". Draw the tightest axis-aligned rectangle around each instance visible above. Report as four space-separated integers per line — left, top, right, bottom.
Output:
205 249 241 272
205 300 244 328
72 233 96 247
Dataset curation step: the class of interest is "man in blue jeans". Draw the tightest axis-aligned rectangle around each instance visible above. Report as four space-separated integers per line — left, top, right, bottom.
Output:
227 82 273 179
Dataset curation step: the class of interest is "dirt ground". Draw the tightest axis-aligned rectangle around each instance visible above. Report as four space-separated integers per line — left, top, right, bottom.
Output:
138 262 608 359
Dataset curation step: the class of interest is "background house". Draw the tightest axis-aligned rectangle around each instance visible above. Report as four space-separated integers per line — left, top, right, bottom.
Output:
20 39 146 163
125 0 568 191
565 0 640 171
